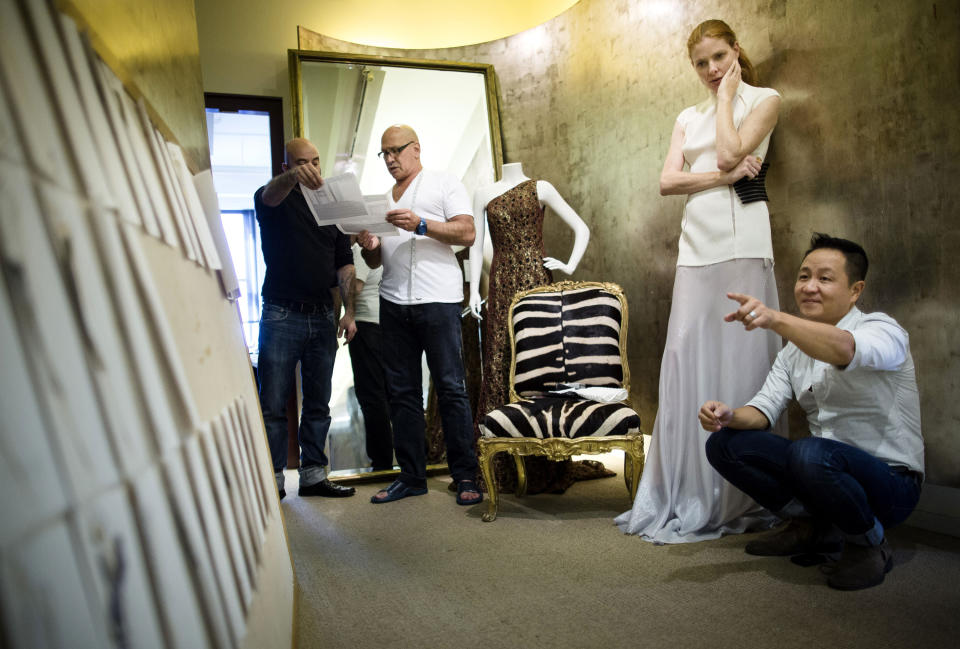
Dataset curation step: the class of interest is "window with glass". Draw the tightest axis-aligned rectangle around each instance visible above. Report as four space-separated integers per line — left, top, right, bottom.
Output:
204 94 283 354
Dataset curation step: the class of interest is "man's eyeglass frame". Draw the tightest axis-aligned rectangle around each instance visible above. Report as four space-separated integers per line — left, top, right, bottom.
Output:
378 141 415 159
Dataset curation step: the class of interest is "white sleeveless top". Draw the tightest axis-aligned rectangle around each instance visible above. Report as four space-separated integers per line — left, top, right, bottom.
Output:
676 82 780 266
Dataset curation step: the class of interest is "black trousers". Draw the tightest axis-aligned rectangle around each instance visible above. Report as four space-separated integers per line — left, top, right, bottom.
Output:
380 299 478 487
348 321 394 469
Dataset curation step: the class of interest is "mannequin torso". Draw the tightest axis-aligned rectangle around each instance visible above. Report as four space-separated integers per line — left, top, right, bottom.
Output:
468 162 590 317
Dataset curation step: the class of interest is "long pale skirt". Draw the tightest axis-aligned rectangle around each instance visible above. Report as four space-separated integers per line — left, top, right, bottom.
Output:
615 258 786 543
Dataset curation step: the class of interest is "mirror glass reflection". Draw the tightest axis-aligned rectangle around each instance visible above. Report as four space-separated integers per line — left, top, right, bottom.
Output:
291 52 503 480
299 58 498 197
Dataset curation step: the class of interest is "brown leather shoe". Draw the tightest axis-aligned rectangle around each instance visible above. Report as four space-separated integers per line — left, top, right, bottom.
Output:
298 478 356 498
745 518 842 556
827 538 893 590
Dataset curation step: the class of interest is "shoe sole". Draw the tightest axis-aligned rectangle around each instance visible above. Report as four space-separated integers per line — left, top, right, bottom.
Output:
298 483 357 497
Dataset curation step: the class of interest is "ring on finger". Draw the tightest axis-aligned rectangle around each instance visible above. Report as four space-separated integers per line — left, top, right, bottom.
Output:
748 310 758 320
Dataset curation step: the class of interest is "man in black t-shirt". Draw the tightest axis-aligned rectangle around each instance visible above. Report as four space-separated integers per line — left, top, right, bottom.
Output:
254 138 356 500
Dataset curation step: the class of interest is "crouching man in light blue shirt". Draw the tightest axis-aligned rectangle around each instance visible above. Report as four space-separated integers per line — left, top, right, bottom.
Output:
699 233 923 591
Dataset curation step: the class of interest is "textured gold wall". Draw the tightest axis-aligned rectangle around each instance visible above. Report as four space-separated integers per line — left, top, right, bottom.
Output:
300 0 960 486
63 0 209 168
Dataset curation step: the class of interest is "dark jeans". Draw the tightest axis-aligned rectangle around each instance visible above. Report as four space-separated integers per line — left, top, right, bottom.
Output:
348 321 394 469
257 303 336 477
706 428 922 536
380 299 477 488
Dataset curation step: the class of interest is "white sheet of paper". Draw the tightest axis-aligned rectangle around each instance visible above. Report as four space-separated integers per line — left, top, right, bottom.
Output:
59 13 140 219
235 396 275 526
136 99 199 262
21 0 112 202
87 205 181 454
301 173 398 237
0 163 119 502
39 186 154 478
224 404 265 559
200 425 254 608
95 59 160 237
227 400 267 542
0 262 69 548
163 452 233 649
193 169 240 298
120 221 203 434
168 142 223 269
0 521 108 648
336 194 399 235
116 86 180 248
131 465 212 649
0 59 24 164
74 487 167 649
184 432 247 642
0 0 76 189
212 412 259 578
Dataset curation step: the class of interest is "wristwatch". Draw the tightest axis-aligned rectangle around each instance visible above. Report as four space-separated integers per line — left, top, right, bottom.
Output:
415 217 427 236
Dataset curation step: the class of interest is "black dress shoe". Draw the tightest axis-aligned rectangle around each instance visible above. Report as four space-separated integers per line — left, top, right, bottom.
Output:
279 488 286 501
299 478 356 498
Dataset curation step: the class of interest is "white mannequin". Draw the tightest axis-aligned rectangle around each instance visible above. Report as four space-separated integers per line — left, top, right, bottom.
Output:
468 162 590 319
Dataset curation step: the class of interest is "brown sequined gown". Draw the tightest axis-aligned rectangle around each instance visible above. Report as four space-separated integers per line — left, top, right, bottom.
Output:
473 180 614 493
476 180 552 420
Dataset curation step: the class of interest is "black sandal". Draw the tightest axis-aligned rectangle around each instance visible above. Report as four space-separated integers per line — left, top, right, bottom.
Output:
456 479 483 506
370 479 427 504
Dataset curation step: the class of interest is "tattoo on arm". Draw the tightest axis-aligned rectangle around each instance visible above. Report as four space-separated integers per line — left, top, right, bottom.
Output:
338 265 356 313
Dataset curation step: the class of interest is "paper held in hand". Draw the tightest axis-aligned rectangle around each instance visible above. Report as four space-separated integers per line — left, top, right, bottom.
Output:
299 173 399 236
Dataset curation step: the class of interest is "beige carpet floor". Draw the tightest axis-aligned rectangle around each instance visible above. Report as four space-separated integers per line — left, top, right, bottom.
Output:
283 459 960 649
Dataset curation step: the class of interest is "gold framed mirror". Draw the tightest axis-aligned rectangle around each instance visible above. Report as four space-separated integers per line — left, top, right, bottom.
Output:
288 49 503 481
289 49 503 195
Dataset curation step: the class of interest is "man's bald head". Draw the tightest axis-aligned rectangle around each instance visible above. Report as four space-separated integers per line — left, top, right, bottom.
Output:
284 138 320 170
380 125 422 184
382 125 419 144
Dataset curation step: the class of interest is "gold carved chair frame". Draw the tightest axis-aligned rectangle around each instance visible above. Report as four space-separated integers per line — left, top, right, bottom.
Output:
477 280 645 522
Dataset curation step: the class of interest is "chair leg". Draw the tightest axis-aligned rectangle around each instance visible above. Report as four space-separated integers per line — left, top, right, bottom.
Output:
513 453 528 497
479 445 499 522
624 449 643 501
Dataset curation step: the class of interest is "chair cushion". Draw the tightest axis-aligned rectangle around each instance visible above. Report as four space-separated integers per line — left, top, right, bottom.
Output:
480 397 641 439
513 286 624 398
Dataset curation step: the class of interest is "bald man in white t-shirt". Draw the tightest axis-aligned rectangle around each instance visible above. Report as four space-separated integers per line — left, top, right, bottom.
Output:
357 125 482 507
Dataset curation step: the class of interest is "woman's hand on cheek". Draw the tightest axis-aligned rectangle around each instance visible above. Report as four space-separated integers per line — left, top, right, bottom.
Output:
717 59 741 102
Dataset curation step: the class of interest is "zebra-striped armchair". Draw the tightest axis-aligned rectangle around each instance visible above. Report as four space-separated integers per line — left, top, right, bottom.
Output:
477 281 644 522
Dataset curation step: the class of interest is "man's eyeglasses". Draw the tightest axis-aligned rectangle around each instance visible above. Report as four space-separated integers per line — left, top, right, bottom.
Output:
378 141 415 159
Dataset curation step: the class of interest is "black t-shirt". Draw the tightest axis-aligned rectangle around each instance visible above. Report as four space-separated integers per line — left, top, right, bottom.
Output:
254 184 352 305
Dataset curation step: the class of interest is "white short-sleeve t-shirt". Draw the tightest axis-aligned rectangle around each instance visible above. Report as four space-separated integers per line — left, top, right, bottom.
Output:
676 82 780 266
379 169 472 305
351 243 381 323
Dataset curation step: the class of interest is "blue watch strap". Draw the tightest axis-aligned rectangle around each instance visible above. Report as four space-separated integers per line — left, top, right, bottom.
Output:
415 217 427 235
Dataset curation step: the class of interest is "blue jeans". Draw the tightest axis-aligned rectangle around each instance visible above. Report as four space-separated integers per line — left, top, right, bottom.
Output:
380 299 477 488
257 303 337 481
706 429 922 537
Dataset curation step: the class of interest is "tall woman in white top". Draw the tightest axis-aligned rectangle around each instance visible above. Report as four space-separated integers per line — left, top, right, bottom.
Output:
615 19 786 543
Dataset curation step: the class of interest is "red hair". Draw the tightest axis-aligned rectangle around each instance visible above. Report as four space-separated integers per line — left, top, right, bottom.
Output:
687 19 759 86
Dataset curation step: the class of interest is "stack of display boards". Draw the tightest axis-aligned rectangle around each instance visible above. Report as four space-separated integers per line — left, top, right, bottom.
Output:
0 0 293 647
